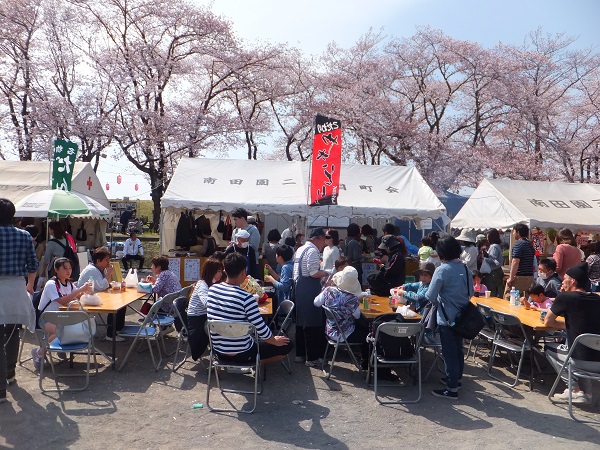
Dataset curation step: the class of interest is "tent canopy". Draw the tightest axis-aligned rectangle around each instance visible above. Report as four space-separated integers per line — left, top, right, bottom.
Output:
161 158 446 220
451 178 600 232
0 160 110 209
0 160 110 247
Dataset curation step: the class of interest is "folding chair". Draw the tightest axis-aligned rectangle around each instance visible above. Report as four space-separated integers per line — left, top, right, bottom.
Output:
39 310 99 392
171 294 193 372
205 321 261 414
117 299 164 372
372 322 423 404
487 310 533 390
268 300 295 375
466 303 496 365
420 332 444 380
152 291 181 356
548 333 600 423
321 305 363 380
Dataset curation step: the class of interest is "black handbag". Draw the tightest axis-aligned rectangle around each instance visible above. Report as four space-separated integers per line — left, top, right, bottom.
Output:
439 265 485 340
216 211 226 233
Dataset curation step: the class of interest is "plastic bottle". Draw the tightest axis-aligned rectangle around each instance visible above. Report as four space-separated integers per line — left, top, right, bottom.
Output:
264 266 269 281
509 287 516 306
515 290 520 306
88 276 95 294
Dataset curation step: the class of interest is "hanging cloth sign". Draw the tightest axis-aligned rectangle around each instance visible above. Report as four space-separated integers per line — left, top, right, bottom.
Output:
52 139 79 191
309 114 342 206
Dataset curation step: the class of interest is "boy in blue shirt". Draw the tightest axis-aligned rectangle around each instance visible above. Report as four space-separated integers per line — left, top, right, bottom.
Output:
265 244 295 309
396 262 435 313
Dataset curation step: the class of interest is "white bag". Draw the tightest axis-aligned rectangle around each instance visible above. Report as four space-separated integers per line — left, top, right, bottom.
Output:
81 294 102 306
480 259 492 274
124 268 138 288
136 282 153 294
56 300 97 345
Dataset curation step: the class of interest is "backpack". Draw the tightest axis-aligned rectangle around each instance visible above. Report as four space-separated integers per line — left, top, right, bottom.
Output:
32 290 45 328
369 313 414 360
49 238 80 280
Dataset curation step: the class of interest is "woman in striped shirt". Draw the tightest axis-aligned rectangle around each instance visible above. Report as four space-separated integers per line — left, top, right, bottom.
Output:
207 252 293 363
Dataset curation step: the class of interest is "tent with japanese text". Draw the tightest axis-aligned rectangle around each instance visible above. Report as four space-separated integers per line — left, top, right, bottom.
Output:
160 158 446 253
451 178 600 232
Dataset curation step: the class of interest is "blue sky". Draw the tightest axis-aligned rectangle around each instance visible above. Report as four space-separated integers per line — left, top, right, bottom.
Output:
100 0 599 199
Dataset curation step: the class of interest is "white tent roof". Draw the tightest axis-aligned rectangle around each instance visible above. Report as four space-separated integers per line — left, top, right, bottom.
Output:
0 160 110 208
161 158 446 219
451 178 600 232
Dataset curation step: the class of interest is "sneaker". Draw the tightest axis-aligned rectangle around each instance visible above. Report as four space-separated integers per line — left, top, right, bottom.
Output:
294 356 306 364
31 348 41 371
6 370 15 385
432 389 458 400
552 388 591 404
305 358 324 368
377 369 400 382
0 390 6 403
440 377 462 390
105 335 125 342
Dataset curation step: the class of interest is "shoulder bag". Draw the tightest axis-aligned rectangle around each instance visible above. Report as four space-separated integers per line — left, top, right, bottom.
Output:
439 265 485 340
56 299 97 345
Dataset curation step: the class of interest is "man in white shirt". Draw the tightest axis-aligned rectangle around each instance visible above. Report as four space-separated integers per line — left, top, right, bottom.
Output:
122 231 144 270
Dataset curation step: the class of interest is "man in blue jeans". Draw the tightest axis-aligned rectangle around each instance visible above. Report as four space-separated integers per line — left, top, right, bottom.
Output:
425 236 474 400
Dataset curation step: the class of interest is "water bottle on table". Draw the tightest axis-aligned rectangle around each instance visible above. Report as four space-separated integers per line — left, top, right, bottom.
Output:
88 276 95 294
509 287 516 306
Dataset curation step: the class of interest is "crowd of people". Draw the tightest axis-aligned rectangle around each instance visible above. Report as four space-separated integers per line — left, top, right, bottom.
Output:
2 195 600 408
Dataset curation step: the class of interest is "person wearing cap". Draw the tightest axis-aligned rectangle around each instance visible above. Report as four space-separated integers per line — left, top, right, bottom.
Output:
122 231 144 270
293 227 330 367
225 229 259 279
395 263 435 313
231 208 260 262
367 234 406 297
475 233 488 271
544 262 600 404
504 223 535 300
586 241 600 292
457 229 478 272
314 266 370 369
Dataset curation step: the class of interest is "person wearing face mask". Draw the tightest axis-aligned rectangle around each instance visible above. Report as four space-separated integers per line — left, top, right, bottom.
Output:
536 258 562 298
225 229 259 279
187 258 224 361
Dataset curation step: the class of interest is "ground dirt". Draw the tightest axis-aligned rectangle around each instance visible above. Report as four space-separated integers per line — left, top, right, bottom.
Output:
1 302 599 449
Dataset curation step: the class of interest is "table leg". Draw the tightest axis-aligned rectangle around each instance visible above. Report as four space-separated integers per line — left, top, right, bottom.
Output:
111 312 117 371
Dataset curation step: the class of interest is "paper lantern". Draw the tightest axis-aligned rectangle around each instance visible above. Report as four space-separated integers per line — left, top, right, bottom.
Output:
135 183 139 191
106 183 110 190
117 175 122 184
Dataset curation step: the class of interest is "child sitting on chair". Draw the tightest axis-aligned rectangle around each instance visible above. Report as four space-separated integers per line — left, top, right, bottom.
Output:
472 270 488 297
521 284 553 311
395 262 435 313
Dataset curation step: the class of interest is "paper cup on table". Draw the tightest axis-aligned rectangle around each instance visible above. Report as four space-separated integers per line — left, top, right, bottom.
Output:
485 291 491 298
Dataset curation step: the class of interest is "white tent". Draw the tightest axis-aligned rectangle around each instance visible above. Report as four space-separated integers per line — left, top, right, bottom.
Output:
0 160 110 247
451 178 600 232
160 158 446 253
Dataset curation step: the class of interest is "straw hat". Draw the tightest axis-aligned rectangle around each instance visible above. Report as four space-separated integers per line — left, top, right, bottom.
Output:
332 266 363 297
457 229 476 243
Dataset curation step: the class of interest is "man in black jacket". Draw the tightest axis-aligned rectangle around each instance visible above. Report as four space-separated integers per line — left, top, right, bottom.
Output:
368 235 406 296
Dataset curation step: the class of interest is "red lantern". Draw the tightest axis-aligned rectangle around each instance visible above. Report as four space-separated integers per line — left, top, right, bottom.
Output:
117 175 122 184
135 183 139 191
106 183 110 190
